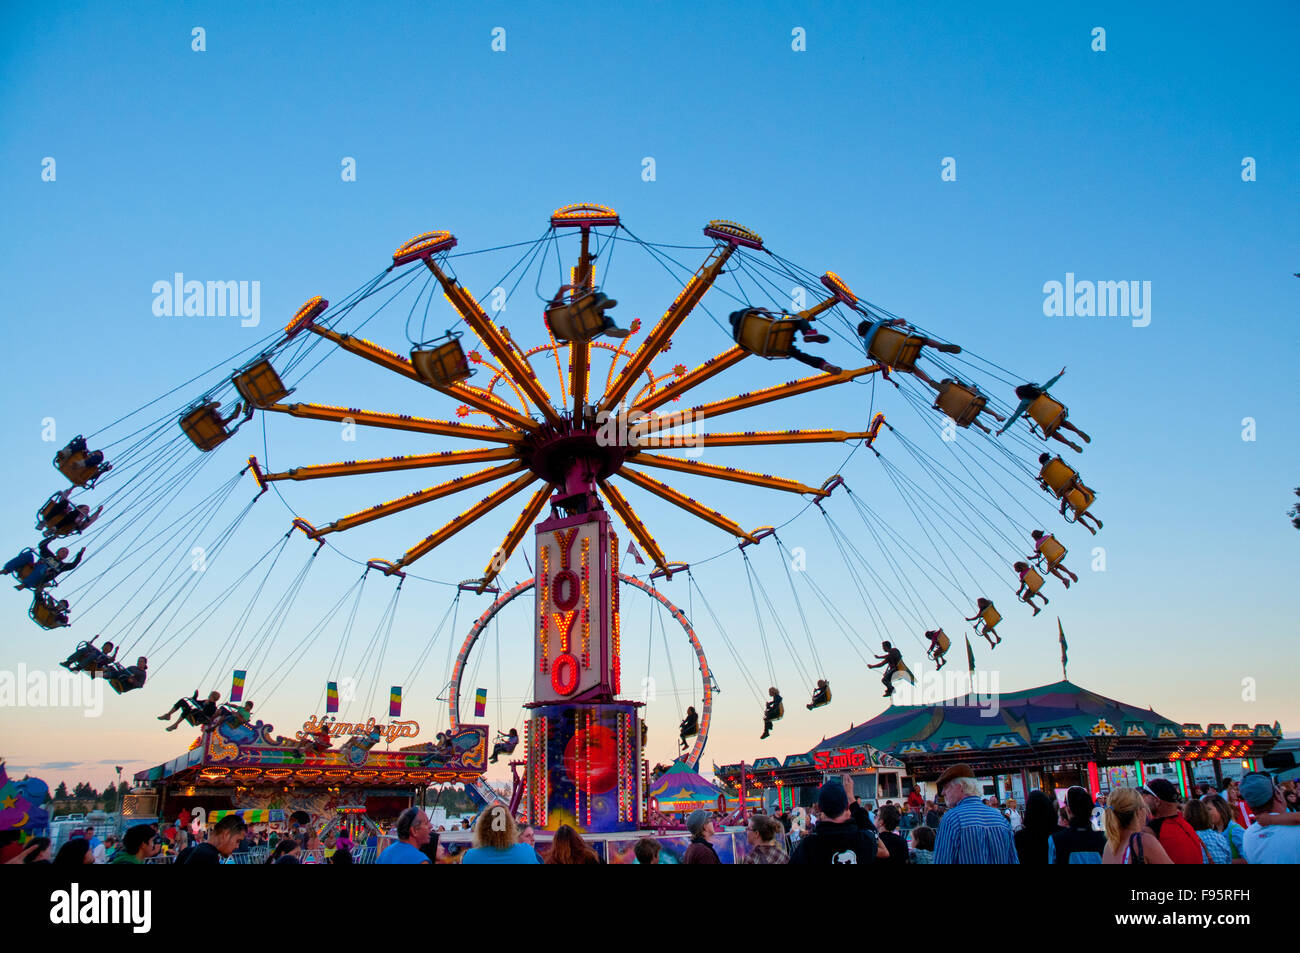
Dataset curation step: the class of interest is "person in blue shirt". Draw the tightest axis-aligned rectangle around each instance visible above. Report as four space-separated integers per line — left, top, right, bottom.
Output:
376 807 431 864
461 805 540 864
933 763 1020 864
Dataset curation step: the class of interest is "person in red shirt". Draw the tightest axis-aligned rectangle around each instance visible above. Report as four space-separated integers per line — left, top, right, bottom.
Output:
1141 779 1205 864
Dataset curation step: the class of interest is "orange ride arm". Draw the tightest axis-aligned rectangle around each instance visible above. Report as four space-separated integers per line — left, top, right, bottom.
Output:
261 403 521 444
642 428 876 449
597 479 670 575
636 365 882 437
615 468 758 544
259 447 518 482
307 326 536 431
600 243 736 413
478 482 555 592
625 453 829 497
633 347 750 414
422 258 562 426
395 471 539 569
313 461 526 536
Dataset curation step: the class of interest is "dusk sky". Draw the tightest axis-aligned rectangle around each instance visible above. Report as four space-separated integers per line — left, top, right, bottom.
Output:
1 1 1296 791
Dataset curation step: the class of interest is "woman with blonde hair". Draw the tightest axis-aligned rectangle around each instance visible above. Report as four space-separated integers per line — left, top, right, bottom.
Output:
1102 788 1172 865
461 804 539 865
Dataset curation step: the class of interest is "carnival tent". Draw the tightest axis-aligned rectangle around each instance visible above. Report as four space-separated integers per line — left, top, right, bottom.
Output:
648 760 726 811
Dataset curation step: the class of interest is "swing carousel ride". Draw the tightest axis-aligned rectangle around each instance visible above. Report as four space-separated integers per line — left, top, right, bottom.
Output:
8 204 1103 833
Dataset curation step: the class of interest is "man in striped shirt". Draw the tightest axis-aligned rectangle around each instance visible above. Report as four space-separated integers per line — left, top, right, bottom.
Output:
933 763 1020 864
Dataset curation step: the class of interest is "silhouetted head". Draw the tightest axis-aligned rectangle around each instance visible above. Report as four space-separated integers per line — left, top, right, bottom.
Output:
1039 453 1051 465
56 547 69 559
881 641 893 650
1015 384 1040 401
1031 529 1043 540
1013 561 1028 572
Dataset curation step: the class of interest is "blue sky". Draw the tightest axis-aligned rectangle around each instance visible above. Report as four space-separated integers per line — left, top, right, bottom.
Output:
1 1 1297 789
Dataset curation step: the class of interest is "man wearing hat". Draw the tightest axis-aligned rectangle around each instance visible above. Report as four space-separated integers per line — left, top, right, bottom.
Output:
683 810 721 864
1139 778 1203 864
1241 772 1300 864
788 781 888 864
932 764 1019 864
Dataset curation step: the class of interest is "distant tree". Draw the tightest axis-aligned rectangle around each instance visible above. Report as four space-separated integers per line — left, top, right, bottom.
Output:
54 782 68 800
1290 487 1300 530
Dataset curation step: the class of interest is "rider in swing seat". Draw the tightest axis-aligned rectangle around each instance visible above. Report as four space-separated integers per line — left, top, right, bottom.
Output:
6 538 85 591
678 707 699 751
997 368 1090 452
729 308 842 375
61 637 116 674
107 657 148 694
1013 561 1050 616
1037 453 1103 534
760 687 784 740
1030 530 1078 586
926 378 1006 433
856 316 961 387
966 598 1002 647
545 285 630 341
806 679 832 710
490 728 519 764
158 690 220 732
868 641 908 697
924 629 950 670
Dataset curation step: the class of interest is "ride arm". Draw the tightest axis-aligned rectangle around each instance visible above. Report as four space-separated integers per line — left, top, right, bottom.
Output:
596 479 670 575
632 347 749 414
615 468 758 544
306 326 536 430
421 258 562 425
625 452 829 497
600 243 736 412
635 366 882 438
257 447 517 482
477 481 555 591
261 403 521 444
393 471 539 569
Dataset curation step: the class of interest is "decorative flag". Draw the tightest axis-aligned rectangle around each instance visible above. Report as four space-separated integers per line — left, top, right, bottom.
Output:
965 635 976 674
230 670 246 704
1058 617 1069 678
626 541 645 565
389 686 402 718
474 687 488 719
326 681 339 714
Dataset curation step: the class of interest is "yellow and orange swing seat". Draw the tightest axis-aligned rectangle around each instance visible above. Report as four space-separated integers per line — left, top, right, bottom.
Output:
1039 457 1078 497
734 310 798 359
932 631 952 655
232 357 292 408
31 599 66 629
934 381 987 427
180 401 236 452
1062 482 1097 517
1036 535 1067 569
978 605 1002 631
1027 394 1067 438
1020 568 1045 596
56 450 100 487
868 326 926 371
546 290 608 343
410 334 472 386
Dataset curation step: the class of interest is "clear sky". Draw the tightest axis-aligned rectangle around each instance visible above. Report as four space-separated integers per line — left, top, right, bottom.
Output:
1 1 1297 791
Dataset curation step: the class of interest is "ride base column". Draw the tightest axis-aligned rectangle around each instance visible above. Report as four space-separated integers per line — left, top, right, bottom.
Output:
526 506 640 832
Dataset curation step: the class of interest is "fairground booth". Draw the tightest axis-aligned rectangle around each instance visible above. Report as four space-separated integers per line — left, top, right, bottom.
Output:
718 680 1282 809
132 713 489 832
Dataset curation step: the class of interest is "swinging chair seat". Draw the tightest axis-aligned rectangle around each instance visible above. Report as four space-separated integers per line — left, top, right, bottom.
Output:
934 380 987 427
180 401 236 452
1036 535 1067 568
1039 457 1078 497
1063 483 1096 516
933 631 951 654
106 663 146 694
733 309 798 359
1027 394 1067 437
411 333 472 386
55 448 108 488
978 606 1001 630
546 290 612 343
808 687 832 710
1020 568 1045 596
30 598 68 629
232 357 292 408
868 326 925 371
37 494 72 532
772 702 785 720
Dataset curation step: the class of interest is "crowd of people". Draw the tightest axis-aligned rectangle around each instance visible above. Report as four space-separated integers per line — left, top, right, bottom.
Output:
5 763 1297 865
